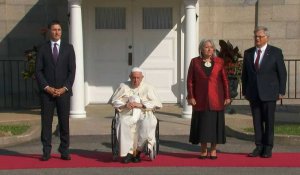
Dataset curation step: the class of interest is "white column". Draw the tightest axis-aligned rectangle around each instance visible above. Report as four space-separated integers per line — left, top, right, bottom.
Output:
182 0 198 118
68 0 86 118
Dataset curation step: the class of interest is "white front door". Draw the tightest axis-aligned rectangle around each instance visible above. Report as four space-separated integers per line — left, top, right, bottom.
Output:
83 0 180 103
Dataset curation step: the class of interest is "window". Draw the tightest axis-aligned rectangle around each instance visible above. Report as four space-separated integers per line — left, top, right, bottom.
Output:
95 7 126 29
143 7 172 29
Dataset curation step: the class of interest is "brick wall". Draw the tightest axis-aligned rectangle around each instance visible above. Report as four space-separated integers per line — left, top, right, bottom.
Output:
258 0 300 59
0 0 69 61
0 0 69 108
197 0 300 103
197 0 300 60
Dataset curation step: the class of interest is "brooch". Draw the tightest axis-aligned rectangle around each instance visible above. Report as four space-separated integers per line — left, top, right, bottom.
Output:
204 62 212 67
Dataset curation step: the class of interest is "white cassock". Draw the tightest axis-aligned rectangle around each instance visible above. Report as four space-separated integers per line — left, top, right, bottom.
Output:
110 81 162 157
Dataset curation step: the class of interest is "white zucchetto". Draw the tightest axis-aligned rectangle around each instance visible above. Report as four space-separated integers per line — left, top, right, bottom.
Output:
131 67 143 75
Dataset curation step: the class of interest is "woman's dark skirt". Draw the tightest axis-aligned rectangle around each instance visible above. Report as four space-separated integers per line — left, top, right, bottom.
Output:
189 110 226 144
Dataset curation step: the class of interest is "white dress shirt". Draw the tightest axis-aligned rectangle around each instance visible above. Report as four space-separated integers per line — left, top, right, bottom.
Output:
51 39 61 54
254 44 267 66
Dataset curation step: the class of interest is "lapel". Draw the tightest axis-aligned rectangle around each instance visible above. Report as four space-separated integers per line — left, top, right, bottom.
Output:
249 47 256 71
56 42 65 65
197 57 210 78
46 41 56 65
209 57 216 77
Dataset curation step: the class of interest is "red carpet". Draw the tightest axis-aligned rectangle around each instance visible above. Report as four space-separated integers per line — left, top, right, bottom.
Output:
0 152 299 169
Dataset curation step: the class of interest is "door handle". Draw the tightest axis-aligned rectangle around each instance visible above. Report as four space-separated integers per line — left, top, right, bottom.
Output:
128 52 132 66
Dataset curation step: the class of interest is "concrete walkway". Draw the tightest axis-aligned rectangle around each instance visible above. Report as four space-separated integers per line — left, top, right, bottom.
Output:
0 104 299 147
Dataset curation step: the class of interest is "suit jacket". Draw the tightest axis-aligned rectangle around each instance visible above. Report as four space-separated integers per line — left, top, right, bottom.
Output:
187 56 230 111
241 45 287 101
35 41 76 95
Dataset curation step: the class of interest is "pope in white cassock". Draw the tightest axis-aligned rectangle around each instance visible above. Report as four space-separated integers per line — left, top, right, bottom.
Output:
110 67 162 163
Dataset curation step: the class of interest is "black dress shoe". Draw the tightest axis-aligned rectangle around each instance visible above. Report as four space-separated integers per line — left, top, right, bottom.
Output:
198 155 208 159
261 152 272 158
61 154 71 160
248 147 263 157
261 147 272 158
199 150 208 159
122 153 133 163
58 148 71 160
41 154 51 161
132 151 141 163
209 156 218 160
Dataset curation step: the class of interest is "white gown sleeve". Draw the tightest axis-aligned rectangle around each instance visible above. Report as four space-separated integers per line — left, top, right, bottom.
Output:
141 84 162 110
110 83 129 108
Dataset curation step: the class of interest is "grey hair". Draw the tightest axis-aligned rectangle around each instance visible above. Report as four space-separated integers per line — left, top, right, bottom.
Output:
198 39 216 58
254 26 270 37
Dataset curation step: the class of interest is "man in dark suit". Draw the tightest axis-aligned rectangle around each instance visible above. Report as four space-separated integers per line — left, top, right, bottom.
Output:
35 20 76 161
242 26 287 158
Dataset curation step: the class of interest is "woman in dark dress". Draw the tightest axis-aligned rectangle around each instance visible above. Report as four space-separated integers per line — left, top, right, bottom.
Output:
187 39 231 159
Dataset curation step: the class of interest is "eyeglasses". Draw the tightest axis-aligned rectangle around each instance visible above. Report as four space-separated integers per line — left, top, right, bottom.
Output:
254 35 266 39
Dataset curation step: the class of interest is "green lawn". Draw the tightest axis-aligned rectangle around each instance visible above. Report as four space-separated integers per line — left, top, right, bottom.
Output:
244 123 300 136
0 124 30 136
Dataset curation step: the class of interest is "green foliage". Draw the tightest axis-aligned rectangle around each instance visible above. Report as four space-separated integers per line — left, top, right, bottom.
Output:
0 124 30 136
244 123 300 136
22 46 38 80
217 40 243 63
217 40 243 80
21 27 48 80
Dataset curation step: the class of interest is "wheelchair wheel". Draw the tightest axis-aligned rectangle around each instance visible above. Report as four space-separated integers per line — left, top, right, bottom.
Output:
111 117 119 161
146 119 159 160
155 119 159 153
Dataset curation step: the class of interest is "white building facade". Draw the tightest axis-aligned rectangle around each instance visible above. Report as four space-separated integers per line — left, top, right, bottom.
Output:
68 0 199 118
1 0 298 115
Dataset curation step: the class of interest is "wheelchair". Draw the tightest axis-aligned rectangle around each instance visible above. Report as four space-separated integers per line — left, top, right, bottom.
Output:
111 109 159 161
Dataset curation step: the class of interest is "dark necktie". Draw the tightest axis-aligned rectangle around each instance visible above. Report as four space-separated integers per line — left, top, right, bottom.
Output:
255 49 261 70
53 43 58 62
